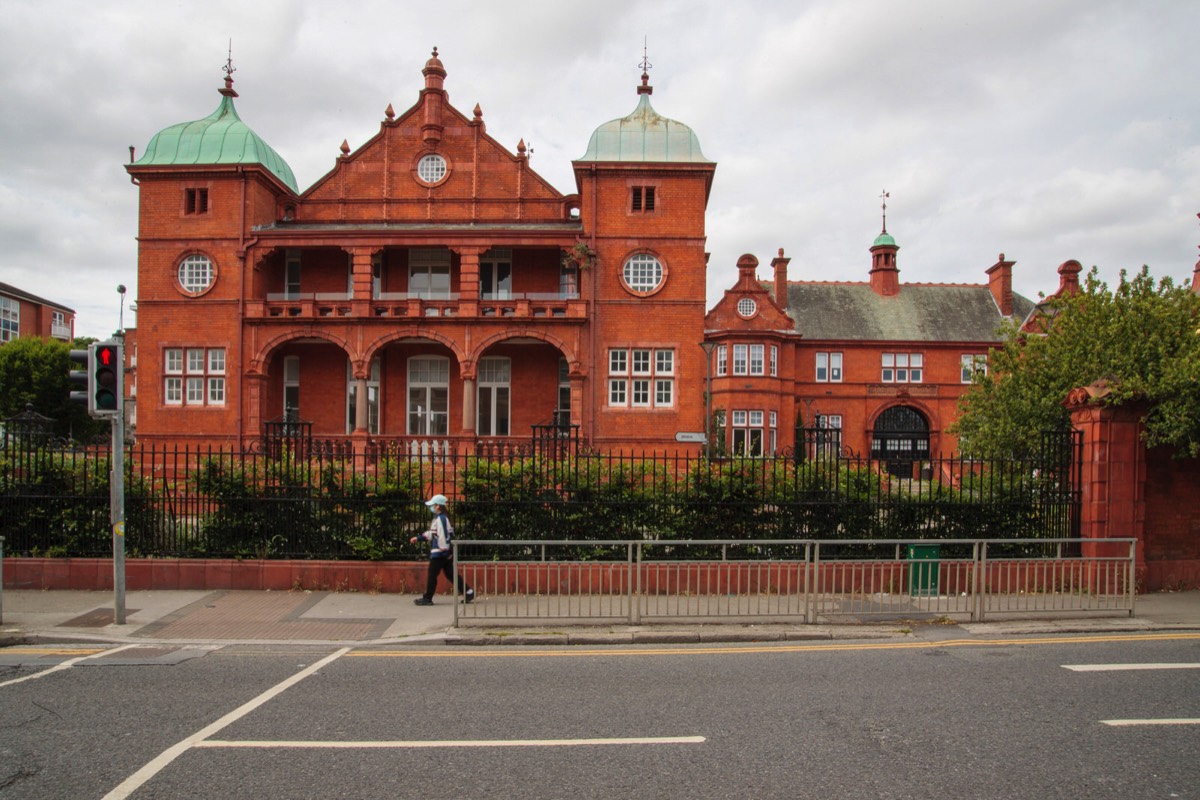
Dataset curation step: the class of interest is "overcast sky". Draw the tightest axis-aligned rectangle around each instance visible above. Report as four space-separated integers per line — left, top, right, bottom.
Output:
1 0 1196 339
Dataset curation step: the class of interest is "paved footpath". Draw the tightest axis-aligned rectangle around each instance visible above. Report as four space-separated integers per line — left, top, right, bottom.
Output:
1 588 1199 648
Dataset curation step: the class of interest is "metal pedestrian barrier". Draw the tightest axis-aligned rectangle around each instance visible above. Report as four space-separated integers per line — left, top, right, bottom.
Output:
451 538 1136 626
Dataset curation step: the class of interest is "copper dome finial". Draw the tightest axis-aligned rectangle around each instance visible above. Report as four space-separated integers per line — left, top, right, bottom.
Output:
637 38 653 95
220 40 238 98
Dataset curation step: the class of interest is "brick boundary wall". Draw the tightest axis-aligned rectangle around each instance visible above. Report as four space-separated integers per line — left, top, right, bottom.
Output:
1067 384 1200 591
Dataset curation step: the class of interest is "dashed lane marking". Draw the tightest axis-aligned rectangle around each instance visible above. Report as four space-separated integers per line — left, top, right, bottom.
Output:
197 736 706 749
1064 663 1200 672
1102 719 1200 727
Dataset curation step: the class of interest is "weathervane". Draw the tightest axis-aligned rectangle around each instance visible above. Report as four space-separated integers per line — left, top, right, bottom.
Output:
638 38 653 94
223 40 236 81
880 189 890 233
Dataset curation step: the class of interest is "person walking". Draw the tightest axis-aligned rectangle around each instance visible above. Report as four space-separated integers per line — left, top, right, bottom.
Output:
410 494 474 606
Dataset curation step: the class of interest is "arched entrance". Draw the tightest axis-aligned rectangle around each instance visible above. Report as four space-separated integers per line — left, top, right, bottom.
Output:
871 405 930 477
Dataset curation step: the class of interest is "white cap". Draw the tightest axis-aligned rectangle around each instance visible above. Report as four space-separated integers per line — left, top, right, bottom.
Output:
425 494 449 507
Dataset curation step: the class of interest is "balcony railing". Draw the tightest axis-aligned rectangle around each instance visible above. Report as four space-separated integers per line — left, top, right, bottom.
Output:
50 322 71 340
250 291 585 321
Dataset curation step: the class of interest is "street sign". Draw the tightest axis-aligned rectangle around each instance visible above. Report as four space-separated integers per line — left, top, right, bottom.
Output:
675 432 706 443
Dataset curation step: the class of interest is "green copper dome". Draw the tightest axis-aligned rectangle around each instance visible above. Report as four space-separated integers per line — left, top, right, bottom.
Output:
135 82 298 193
873 231 897 247
578 86 710 164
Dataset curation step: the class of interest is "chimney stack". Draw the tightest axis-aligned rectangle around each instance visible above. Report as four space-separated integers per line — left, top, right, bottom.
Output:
1055 260 1082 297
771 248 790 306
986 253 1015 316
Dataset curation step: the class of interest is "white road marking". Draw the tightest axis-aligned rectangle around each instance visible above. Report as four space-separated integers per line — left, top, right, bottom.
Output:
197 735 706 749
0 644 142 688
101 647 350 800
1063 663 1200 672
1102 719 1200 727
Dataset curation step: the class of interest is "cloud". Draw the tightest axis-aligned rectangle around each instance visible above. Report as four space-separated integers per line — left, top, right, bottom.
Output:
0 0 1196 338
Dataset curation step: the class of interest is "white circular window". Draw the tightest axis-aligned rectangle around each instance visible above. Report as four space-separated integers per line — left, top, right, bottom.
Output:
178 254 215 295
622 253 664 294
416 154 448 184
737 298 758 318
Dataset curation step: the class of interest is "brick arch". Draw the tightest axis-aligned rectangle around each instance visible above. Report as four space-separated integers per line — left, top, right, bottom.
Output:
248 329 357 376
468 329 579 369
867 399 939 431
362 330 466 366
868 402 937 468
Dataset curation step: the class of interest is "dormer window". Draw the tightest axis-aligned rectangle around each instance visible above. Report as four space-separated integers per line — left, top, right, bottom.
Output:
631 186 656 213
185 188 209 215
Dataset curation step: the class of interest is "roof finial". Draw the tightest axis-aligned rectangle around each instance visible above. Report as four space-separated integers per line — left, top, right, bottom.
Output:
637 38 653 95
879 189 890 234
220 40 238 97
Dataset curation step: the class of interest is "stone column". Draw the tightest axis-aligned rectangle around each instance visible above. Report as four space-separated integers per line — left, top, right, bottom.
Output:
354 377 369 433
461 377 476 435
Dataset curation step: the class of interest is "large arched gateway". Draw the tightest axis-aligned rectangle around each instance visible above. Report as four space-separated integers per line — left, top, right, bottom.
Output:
871 405 930 476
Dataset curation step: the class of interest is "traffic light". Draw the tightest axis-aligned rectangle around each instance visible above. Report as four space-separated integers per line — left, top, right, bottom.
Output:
68 349 91 406
90 341 123 417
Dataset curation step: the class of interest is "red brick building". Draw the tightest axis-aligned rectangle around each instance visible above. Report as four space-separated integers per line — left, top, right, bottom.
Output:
0 283 74 344
127 51 712 452
703 226 1048 462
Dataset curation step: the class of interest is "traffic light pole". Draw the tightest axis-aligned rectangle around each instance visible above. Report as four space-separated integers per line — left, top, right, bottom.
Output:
111 411 126 624
70 339 127 623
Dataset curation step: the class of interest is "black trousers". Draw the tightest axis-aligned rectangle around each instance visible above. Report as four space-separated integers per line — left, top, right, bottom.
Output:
424 554 471 600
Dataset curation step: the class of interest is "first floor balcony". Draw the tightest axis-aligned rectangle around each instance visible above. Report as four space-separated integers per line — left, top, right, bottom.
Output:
249 291 586 321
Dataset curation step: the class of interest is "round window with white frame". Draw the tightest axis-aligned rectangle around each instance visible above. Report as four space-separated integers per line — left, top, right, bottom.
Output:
621 252 665 296
416 153 448 185
737 297 758 318
177 253 216 296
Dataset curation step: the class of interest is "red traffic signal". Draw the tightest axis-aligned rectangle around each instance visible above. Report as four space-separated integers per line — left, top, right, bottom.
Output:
89 341 123 417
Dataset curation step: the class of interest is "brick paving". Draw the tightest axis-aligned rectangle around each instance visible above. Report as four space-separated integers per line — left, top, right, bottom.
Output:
133 591 392 641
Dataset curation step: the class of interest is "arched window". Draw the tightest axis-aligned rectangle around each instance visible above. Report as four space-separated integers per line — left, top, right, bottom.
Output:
871 406 930 476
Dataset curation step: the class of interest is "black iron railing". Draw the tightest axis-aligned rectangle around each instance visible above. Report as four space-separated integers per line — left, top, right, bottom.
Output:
0 430 1080 560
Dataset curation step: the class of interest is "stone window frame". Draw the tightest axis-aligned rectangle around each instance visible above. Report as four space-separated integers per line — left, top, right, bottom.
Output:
176 252 217 297
620 251 667 297
414 152 451 187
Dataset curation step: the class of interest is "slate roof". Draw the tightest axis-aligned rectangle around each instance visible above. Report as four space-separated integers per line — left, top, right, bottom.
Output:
0 282 73 313
782 282 1036 342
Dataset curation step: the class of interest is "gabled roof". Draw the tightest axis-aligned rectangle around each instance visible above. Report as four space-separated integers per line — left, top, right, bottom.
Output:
783 282 1035 342
0 282 74 313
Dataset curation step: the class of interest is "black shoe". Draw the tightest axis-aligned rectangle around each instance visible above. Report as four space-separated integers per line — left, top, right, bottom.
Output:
413 597 434 606
464 589 475 604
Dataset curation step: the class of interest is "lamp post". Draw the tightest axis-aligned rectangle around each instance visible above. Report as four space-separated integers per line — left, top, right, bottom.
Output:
117 284 126 336
699 340 717 460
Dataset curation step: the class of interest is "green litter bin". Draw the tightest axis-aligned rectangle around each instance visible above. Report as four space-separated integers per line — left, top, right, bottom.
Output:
908 543 940 596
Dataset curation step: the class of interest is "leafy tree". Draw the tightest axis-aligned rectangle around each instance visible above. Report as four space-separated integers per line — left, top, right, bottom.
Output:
0 336 103 440
953 266 1200 458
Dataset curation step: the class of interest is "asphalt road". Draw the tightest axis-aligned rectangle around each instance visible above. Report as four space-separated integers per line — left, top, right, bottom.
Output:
1 633 1198 799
